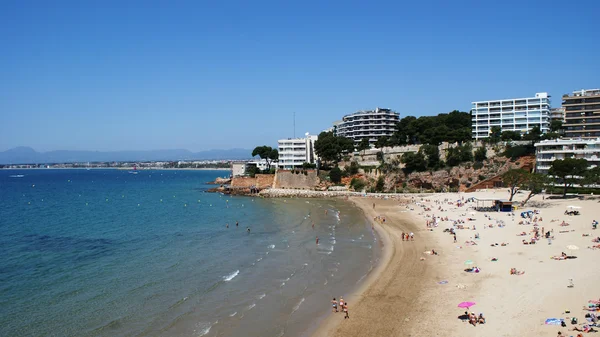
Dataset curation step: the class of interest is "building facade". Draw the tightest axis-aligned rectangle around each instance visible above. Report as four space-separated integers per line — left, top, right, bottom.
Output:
550 107 565 122
277 133 318 170
562 89 600 139
534 138 600 174
471 92 551 140
335 108 400 146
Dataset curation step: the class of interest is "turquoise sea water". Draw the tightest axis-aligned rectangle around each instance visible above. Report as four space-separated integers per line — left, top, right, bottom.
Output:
0 169 379 337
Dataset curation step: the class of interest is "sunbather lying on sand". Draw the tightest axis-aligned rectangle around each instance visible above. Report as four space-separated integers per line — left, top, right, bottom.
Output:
510 268 525 275
464 267 480 273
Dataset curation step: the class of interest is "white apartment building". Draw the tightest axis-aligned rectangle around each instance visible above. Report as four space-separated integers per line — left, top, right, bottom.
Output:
278 133 318 170
471 92 551 140
550 107 565 122
534 138 600 174
335 108 400 146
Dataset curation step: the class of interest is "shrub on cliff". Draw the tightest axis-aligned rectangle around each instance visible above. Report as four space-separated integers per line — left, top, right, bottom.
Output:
329 167 342 184
350 178 366 192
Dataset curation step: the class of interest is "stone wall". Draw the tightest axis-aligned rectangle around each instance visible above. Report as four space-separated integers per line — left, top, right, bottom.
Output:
230 174 274 189
273 170 319 189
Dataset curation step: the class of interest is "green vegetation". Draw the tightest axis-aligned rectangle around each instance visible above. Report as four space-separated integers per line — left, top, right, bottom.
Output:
521 172 548 205
548 158 589 197
550 120 563 132
420 144 442 170
246 165 260 178
474 145 487 162
375 176 385 192
501 131 521 141
344 161 360 176
400 152 426 173
314 131 354 165
488 126 502 144
329 166 342 184
251 146 278 171
503 143 535 160
350 178 366 191
392 110 471 146
357 138 370 155
445 143 473 167
301 162 316 170
502 169 529 201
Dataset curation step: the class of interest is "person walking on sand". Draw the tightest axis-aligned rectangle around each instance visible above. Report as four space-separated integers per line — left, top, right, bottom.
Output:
343 302 349 319
410 232 414 241
331 298 338 313
454 234 457 243
373 202 375 210
402 232 405 241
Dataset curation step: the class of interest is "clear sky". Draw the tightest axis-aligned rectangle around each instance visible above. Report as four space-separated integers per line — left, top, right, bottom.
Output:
1 0 598 152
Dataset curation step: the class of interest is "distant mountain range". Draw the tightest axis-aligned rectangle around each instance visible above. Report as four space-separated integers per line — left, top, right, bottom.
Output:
0 147 253 164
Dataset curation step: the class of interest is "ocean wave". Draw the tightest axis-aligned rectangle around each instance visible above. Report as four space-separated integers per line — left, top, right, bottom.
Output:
223 270 239 281
258 293 266 300
229 311 237 317
196 322 212 336
291 298 305 314
246 303 256 310
9 175 24 178
268 244 275 249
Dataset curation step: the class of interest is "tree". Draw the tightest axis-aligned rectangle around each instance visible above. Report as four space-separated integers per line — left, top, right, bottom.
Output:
502 169 528 201
357 137 370 156
550 120 563 132
459 143 474 162
583 167 600 187
374 136 389 150
391 111 471 145
501 131 522 141
251 146 278 171
401 152 426 173
314 132 354 164
420 144 441 170
474 145 487 162
489 126 502 144
375 176 385 192
329 166 342 184
523 125 542 142
548 158 589 197
520 172 548 206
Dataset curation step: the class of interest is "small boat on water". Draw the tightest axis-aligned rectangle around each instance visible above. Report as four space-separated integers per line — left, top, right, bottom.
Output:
129 165 139 174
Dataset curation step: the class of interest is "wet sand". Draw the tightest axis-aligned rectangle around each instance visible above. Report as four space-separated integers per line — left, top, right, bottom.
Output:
313 197 434 336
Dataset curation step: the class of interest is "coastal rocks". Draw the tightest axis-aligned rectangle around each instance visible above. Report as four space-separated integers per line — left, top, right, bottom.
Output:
207 177 232 185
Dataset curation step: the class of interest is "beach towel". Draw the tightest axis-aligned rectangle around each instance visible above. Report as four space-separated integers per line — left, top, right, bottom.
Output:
438 280 448 284
545 318 564 325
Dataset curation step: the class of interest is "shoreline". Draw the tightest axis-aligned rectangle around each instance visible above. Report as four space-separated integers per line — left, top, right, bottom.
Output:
312 196 436 336
1 167 231 171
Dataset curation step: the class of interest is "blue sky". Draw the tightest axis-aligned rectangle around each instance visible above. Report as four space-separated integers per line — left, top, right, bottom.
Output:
1 0 599 152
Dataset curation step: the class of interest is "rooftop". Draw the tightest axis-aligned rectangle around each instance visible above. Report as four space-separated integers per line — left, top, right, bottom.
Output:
534 138 600 146
563 89 600 98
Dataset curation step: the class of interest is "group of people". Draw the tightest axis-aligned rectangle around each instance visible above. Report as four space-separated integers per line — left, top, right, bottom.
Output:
331 297 349 319
466 312 485 326
401 232 414 241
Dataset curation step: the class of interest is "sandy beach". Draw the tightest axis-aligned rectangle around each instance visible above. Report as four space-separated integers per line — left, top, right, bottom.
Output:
313 190 600 337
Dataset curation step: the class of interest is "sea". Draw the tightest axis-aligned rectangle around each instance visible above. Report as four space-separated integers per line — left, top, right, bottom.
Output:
0 169 380 337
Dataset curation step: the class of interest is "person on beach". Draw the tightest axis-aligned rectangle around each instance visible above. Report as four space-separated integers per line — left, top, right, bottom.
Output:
402 232 405 241
339 296 344 309
373 202 375 209
316 236 319 245
410 232 414 241
312 221 315 229
454 234 457 243
343 302 349 319
331 298 338 312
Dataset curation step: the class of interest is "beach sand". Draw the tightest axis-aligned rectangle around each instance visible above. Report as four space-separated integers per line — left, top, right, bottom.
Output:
313 190 600 337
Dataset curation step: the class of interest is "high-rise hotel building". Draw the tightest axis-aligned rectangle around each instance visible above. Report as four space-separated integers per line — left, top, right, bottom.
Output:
471 92 551 140
335 107 400 146
563 89 600 139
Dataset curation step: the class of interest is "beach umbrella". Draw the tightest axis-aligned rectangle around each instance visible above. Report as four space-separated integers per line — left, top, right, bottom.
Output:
566 245 579 250
458 301 476 309
464 260 474 265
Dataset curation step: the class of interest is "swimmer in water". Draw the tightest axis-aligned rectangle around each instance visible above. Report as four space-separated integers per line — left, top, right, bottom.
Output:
247 227 250 233
226 223 229 228
316 236 319 245
236 221 238 227
312 221 315 229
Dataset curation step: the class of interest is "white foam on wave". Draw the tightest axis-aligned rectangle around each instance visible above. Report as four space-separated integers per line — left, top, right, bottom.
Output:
9 175 24 178
223 270 239 281
257 258 263 262
324 279 328 285
229 311 237 317
196 322 212 336
291 298 305 314
258 293 266 300
268 244 275 249
280 282 286 287
246 303 256 310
